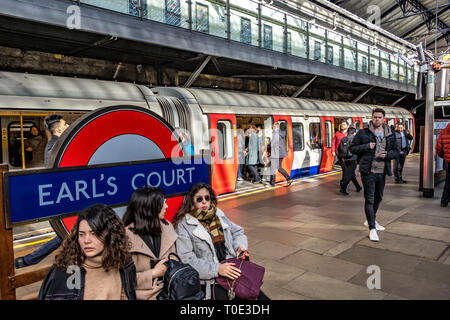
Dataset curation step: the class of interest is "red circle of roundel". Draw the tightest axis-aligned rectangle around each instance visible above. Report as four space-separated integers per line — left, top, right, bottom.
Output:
49 105 184 236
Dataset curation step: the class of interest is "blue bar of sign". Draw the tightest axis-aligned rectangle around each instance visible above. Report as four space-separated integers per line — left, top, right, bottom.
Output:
5 158 209 225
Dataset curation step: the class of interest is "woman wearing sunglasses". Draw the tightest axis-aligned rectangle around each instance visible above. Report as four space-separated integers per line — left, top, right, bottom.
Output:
123 186 178 300
173 182 268 300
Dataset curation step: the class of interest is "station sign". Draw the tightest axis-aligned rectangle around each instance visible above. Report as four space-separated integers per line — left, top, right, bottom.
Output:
3 156 209 227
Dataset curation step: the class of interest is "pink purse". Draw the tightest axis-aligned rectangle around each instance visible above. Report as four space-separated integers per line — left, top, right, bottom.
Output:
216 258 265 300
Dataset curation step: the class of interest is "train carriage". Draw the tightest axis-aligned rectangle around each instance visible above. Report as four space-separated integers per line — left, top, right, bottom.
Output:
0 71 415 235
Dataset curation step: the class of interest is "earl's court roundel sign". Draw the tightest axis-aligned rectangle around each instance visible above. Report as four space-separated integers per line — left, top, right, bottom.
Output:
21 105 212 237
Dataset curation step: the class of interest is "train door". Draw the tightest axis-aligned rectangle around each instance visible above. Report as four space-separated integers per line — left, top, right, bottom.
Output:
319 117 334 173
208 113 238 195
291 116 322 178
273 115 293 181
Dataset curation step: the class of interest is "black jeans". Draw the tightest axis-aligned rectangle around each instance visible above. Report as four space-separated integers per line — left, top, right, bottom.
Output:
361 173 386 230
394 151 407 182
248 165 261 182
340 160 361 191
23 236 62 266
270 157 290 186
442 167 450 205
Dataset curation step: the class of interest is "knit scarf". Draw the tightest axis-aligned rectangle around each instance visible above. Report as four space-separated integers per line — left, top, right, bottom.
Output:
191 206 227 261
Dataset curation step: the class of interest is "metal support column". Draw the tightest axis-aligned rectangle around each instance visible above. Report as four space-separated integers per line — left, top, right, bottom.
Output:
226 0 230 40
183 55 212 88
292 75 318 98
283 14 288 54
352 86 374 103
188 0 193 31
258 4 262 48
423 68 435 198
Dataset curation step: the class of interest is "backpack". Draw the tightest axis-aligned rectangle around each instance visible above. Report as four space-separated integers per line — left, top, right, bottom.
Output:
337 136 352 159
157 253 204 300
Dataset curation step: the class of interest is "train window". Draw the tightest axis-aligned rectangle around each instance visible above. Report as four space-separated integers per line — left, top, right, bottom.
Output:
278 120 289 152
217 120 233 160
354 120 361 130
325 121 332 148
309 122 321 149
8 121 38 167
293 123 304 151
409 119 413 134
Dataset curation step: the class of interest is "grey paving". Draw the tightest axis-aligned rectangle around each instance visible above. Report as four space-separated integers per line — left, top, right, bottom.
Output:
217 155 450 300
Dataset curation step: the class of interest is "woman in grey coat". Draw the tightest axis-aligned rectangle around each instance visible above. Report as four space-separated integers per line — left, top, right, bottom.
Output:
173 182 268 300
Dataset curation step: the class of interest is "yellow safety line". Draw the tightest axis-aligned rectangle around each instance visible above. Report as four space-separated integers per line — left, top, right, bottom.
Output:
13 236 55 249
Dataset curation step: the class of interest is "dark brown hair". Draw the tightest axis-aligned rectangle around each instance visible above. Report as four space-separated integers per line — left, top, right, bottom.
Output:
55 204 129 271
122 186 168 236
172 182 218 227
372 108 386 117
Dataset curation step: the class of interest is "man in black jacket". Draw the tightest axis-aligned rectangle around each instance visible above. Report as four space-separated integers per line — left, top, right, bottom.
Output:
394 122 413 183
350 108 399 242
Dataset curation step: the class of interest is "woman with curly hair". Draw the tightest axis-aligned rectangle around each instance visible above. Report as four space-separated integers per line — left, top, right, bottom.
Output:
39 204 137 300
173 182 269 300
122 186 177 300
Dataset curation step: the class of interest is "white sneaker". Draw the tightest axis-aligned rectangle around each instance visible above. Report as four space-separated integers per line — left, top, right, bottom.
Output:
364 220 386 231
369 229 379 242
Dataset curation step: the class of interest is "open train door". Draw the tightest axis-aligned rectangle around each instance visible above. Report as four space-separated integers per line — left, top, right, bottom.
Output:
319 116 334 173
272 115 294 181
209 113 238 195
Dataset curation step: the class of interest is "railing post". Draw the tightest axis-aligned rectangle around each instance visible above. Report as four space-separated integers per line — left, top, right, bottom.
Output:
257 3 262 48
306 22 310 60
226 0 230 40
283 13 288 54
187 0 193 31
0 164 15 300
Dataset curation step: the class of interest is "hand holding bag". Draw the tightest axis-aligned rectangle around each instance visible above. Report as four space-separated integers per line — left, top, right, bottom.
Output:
215 258 265 300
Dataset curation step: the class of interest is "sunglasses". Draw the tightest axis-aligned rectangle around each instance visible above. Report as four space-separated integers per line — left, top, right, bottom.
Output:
195 195 211 203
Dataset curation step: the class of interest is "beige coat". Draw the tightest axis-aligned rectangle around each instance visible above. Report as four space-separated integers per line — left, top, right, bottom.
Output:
126 222 178 300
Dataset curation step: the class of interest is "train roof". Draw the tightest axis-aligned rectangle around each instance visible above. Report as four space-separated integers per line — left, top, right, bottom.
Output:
0 71 155 111
155 87 412 119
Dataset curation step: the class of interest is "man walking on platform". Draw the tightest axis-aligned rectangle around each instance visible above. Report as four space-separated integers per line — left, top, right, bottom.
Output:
350 108 399 242
394 123 413 184
332 120 349 190
436 123 450 207
15 114 69 269
269 122 292 187
338 126 362 195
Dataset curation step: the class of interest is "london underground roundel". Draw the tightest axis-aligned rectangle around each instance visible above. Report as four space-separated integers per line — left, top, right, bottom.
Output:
47 105 185 238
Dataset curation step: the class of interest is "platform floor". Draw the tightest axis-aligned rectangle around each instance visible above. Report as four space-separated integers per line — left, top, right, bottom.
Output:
14 154 450 300
219 154 450 300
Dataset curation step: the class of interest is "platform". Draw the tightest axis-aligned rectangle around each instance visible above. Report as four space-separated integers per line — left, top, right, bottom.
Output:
14 154 450 300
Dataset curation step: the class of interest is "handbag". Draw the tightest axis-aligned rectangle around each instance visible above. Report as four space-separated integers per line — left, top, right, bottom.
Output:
215 258 265 300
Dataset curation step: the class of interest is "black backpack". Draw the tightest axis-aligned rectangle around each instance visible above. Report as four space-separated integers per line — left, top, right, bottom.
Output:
337 136 352 159
157 253 204 300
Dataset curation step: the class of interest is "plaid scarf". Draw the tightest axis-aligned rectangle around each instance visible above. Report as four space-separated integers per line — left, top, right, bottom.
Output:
191 205 227 261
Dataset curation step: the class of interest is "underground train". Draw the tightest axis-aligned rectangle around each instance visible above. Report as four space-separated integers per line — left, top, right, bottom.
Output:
0 71 415 234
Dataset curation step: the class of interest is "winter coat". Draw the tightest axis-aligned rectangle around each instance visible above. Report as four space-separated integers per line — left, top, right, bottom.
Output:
436 123 450 163
332 131 347 154
126 222 178 300
237 133 245 165
394 130 413 154
175 208 247 299
349 122 399 176
247 132 260 165
38 257 137 300
270 129 287 160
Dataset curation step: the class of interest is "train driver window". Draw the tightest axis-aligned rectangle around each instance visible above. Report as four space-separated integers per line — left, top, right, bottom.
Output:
309 123 321 149
278 120 289 152
293 123 304 151
325 121 332 148
354 120 361 131
217 120 233 160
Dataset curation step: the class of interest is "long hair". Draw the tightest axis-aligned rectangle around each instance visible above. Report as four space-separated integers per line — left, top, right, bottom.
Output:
172 182 218 227
122 186 167 235
55 204 128 271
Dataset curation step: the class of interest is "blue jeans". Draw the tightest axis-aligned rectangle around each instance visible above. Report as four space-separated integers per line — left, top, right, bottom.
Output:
23 236 62 266
361 173 386 230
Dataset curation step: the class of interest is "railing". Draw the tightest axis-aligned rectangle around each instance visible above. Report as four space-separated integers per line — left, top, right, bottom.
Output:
79 0 418 87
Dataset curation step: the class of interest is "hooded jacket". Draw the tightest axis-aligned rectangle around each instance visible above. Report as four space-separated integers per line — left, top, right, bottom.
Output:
349 122 399 175
436 123 450 163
